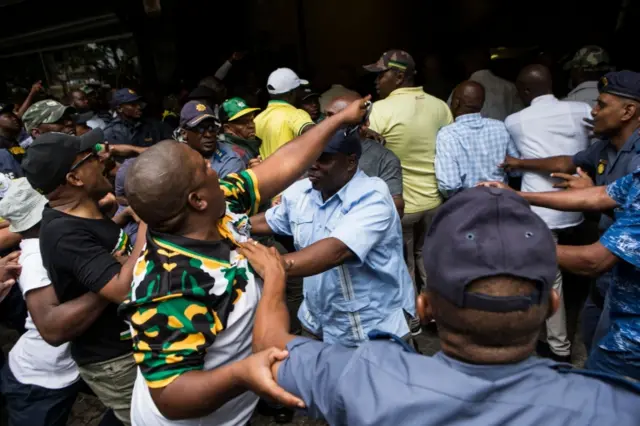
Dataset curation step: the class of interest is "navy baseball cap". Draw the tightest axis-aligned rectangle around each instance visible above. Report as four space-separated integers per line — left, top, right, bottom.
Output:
180 101 217 128
322 129 362 159
112 88 143 106
424 187 557 312
0 103 14 115
598 70 640 102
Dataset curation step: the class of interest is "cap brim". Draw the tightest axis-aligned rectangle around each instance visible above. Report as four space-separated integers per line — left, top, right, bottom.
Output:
302 93 320 101
363 63 387 73
78 128 105 152
186 114 217 128
0 105 14 115
228 108 260 122
49 105 76 123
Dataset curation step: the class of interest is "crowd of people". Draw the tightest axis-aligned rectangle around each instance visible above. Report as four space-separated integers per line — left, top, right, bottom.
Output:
0 44 639 426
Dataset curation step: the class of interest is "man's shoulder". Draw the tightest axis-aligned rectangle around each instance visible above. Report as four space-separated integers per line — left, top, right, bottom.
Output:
344 173 391 204
218 142 243 160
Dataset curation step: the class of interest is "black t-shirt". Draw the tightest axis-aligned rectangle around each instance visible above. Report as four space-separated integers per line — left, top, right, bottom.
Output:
39 206 133 366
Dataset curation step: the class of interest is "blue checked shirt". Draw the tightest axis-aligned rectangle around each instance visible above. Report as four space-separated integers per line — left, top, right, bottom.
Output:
435 113 520 198
599 170 640 353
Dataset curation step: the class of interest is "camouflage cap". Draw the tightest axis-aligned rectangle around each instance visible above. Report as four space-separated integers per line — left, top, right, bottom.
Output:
564 45 610 71
364 50 416 74
22 100 75 132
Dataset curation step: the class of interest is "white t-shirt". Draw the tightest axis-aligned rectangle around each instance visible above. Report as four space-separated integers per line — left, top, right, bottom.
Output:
8 239 79 389
129 278 261 426
505 95 592 229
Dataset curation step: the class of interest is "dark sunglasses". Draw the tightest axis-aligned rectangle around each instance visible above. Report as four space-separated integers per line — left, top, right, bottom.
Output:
69 146 99 172
189 123 220 135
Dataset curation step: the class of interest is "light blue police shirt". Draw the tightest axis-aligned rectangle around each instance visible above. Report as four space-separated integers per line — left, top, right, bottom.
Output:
265 169 415 346
278 337 640 426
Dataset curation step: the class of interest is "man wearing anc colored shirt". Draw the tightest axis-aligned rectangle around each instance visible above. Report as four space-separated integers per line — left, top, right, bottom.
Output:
118 97 370 425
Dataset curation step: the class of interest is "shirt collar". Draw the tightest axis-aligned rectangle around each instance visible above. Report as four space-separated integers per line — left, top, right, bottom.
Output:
388 86 424 98
454 112 483 124
530 94 557 105
620 131 640 153
268 100 294 107
434 352 558 380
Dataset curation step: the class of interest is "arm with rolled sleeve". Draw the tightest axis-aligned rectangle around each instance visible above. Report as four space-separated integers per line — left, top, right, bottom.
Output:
435 131 462 198
277 338 353 424
264 191 294 237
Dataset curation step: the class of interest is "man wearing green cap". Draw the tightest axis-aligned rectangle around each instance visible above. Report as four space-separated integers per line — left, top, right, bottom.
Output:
22 100 75 139
219 97 262 167
564 45 611 107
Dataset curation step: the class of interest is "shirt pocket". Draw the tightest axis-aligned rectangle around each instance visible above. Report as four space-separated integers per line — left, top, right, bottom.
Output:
291 212 315 250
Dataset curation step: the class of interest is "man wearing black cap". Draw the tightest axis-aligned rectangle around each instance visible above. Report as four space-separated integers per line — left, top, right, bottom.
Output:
104 88 172 148
248 186 640 426
501 70 640 351
21 128 148 425
250 129 415 347
178 101 245 177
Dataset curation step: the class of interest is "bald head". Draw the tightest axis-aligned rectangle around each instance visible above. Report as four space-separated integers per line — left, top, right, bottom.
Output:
326 93 361 116
516 64 553 105
451 81 485 117
125 140 200 231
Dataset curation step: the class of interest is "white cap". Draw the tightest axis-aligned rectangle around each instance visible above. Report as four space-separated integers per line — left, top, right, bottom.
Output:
0 178 48 233
266 68 309 95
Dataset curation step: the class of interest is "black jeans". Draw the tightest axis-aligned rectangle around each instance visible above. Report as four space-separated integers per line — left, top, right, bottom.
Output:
0 363 79 426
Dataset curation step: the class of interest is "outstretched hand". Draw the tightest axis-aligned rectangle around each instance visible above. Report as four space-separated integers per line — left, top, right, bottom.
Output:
551 167 594 190
338 95 372 125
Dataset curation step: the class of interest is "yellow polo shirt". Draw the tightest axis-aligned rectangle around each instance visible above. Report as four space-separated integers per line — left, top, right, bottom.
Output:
255 100 314 159
369 87 453 214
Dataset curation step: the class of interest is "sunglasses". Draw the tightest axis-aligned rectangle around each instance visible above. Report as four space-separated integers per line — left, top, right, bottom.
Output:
69 146 99 172
189 123 220 134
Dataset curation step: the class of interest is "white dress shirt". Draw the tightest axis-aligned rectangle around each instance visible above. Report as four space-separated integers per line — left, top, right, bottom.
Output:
505 95 592 229
449 69 524 121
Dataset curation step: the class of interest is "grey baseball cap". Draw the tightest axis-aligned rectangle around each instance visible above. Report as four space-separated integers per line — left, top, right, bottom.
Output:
424 187 557 312
0 177 48 233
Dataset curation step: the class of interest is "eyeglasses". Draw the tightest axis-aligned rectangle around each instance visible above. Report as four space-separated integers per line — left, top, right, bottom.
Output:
69 147 99 172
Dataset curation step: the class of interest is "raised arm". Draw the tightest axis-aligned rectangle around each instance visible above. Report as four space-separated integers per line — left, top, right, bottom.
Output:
251 97 370 201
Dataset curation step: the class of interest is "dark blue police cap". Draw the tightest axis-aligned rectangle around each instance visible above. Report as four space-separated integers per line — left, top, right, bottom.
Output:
424 187 557 312
598 70 640 102
180 101 217 128
323 129 362 159
112 88 143 106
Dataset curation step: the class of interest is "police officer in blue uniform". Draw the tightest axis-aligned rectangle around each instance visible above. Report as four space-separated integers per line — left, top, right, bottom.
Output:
501 70 640 352
244 186 640 426
103 88 172 149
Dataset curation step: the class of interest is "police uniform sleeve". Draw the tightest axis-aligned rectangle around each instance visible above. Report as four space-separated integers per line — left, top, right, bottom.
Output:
600 173 640 268
277 337 354 424
218 169 261 216
573 140 606 178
